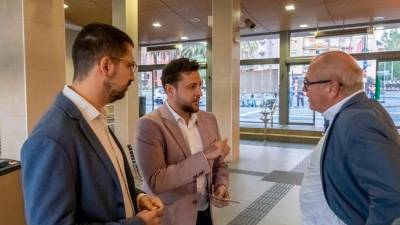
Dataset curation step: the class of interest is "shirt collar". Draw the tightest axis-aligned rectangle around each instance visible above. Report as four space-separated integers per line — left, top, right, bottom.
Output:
322 90 363 122
165 100 198 126
62 85 105 122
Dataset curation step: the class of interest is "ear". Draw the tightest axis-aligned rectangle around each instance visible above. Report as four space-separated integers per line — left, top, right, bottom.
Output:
98 56 115 78
328 81 341 97
165 84 175 97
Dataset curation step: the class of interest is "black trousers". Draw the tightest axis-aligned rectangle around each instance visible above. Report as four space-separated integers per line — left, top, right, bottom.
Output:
196 207 213 225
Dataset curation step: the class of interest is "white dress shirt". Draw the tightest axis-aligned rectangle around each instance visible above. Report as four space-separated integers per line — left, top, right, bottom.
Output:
63 85 135 218
300 90 363 225
166 100 209 211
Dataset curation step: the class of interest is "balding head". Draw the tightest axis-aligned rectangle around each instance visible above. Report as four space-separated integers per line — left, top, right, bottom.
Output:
309 51 363 96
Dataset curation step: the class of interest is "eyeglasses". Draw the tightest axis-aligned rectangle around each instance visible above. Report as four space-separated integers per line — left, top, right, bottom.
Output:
303 79 343 91
110 56 137 73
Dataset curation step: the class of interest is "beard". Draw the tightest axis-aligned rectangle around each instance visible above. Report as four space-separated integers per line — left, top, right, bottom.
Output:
104 78 131 103
180 99 199 113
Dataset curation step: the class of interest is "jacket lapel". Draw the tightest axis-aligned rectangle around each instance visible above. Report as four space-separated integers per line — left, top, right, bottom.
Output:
320 92 366 175
158 104 192 157
55 93 121 189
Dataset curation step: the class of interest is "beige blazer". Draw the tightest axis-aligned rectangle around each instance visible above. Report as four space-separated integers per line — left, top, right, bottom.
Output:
135 104 229 225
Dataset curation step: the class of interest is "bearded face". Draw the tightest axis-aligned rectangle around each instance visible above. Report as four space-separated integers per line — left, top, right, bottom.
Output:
104 74 132 103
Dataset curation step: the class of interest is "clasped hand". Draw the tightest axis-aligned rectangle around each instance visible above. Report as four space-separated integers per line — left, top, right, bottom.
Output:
137 195 164 225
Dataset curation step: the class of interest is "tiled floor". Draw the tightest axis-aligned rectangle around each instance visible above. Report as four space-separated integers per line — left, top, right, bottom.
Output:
214 140 315 225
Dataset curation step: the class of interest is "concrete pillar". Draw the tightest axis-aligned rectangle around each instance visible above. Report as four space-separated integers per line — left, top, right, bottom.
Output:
211 0 240 161
0 0 65 160
112 0 139 150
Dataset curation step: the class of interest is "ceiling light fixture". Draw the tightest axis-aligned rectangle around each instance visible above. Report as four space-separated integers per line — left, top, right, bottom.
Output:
314 27 373 38
375 26 384 30
147 45 178 52
285 4 295 11
181 36 189 40
373 16 384 21
152 22 162 28
300 24 308 28
64 4 69 9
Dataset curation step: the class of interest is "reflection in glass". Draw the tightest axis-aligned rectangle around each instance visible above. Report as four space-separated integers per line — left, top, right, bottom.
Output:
290 25 400 57
240 35 280 59
240 64 279 127
140 42 207 65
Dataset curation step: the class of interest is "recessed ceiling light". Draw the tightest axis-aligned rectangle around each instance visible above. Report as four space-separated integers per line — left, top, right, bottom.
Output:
374 16 384 21
64 4 69 9
300 24 308 28
285 4 295 11
181 36 189 40
375 26 384 30
190 17 200 23
152 22 162 28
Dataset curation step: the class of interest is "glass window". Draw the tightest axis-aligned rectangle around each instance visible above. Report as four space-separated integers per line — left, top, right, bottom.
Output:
287 60 400 128
288 65 323 126
140 41 207 65
240 35 280 59
138 70 164 116
290 24 400 57
240 64 279 127
376 61 400 127
138 69 207 116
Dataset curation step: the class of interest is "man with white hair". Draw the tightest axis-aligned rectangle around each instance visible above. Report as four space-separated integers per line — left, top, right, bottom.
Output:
300 51 400 225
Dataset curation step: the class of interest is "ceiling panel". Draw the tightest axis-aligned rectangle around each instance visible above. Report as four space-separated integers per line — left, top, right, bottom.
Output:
64 0 400 45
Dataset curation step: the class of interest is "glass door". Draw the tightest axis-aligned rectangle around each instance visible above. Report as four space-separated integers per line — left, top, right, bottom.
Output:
376 60 400 128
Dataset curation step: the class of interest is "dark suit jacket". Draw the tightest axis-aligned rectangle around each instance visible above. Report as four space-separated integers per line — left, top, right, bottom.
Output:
322 92 400 225
21 93 145 225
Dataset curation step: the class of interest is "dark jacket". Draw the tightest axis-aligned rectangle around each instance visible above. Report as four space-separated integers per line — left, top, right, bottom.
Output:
322 92 400 225
21 93 145 225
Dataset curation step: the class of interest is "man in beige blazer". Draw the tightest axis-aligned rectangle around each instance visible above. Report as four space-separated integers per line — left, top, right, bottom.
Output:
135 58 230 225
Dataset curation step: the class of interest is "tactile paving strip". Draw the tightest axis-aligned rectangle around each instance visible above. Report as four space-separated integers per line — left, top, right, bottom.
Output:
227 154 312 225
262 170 304 185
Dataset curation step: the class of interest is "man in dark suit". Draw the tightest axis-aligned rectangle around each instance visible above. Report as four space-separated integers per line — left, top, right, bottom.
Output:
21 23 163 225
300 51 400 225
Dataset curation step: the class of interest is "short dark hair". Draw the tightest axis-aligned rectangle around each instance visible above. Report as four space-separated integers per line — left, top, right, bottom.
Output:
161 58 200 88
72 23 134 81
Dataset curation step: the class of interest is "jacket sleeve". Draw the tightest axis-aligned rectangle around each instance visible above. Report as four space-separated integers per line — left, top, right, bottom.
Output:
21 135 145 225
343 112 400 225
135 118 211 194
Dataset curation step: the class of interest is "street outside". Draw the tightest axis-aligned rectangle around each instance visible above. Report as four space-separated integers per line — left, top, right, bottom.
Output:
141 92 400 129
240 91 400 128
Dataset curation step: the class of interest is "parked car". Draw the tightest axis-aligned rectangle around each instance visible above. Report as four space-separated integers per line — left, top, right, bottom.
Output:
154 88 166 105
